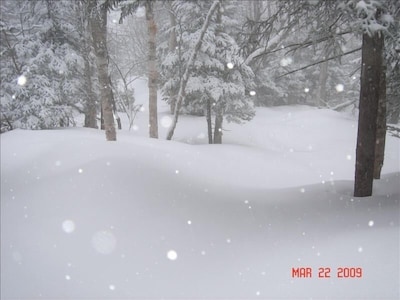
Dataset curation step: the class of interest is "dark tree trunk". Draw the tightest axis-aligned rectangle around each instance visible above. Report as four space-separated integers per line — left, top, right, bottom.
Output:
206 98 213 144
213 112 223 144
374 64 387 179
354 31 384 197
146 2 158 138
100 103 105 130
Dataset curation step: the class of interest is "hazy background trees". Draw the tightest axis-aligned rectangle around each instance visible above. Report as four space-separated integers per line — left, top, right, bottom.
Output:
1 0 398 135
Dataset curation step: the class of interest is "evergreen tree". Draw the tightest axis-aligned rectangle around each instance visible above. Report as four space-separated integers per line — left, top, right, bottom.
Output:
0 0 84 131
160 0 255 143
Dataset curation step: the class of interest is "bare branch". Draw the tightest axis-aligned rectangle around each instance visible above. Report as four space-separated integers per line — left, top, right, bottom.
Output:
276 47 361 79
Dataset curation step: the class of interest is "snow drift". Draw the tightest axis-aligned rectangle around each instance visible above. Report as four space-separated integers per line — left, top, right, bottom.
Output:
1 105 399 299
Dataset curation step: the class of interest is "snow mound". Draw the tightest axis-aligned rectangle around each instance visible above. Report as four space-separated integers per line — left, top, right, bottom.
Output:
1 106 399 299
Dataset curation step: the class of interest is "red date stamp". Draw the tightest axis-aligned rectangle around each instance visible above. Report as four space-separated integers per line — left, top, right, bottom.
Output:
291 267 363 278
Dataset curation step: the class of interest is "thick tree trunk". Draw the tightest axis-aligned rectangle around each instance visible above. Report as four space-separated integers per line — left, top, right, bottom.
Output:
146 3 158 139
89 0 116 141
213 112 223 144
206 98 213 144
354 31 383 197
374 64 387 179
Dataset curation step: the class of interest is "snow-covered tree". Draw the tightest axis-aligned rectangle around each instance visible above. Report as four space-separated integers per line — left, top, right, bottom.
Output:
160 0 255 143
0 0 84 131
339 0 396 196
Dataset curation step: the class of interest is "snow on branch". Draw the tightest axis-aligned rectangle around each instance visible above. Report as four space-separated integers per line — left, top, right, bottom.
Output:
166 0 221 141
340 0 394 37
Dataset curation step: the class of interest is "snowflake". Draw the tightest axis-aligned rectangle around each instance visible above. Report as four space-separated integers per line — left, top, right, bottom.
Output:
17 75 27 86
62 220 76 234
227 62 234 69
167 250 178 261
91 231 117 255
335 84 344 92
160 116 173 128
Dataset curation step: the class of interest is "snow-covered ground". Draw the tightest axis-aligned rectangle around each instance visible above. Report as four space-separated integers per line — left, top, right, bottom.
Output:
1 79 399 299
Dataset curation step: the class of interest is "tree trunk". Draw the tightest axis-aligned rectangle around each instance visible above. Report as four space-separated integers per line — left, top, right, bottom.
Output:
213 112 223 144
354 31 383 197
80 1 97 129
374 64 387 179
206 98 213 144
146 2 158 138
167 1 177 115
167 1 177 51
89 0 116 141
83 54 98 128
318 60 328 108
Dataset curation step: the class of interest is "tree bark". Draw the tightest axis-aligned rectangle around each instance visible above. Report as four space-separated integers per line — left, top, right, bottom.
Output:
146 2 158 138
83 44 98 128
167 1 177 115
89 0 116 141
354 31 383 197
213 112 223 144
206 98 213 144
318 60 328 108
374 64 387 179
167 1 177 51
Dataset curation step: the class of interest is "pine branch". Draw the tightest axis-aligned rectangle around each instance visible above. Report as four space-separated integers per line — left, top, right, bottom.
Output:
276 47 362 79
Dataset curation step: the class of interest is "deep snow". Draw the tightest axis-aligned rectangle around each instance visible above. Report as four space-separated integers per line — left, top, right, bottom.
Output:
1 80 399 299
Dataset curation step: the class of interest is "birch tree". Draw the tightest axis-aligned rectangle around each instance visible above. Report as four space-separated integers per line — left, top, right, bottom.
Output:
104 0 159 138
88 0 116 141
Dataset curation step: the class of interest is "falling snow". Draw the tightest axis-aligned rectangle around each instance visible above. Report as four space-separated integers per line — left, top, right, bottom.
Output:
280 57 293 66
335 84 344 92
1 99 398 299
167 250 178 261
160 116 173 128
62 220 75 233
17 75 27 86
91 231 117 255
